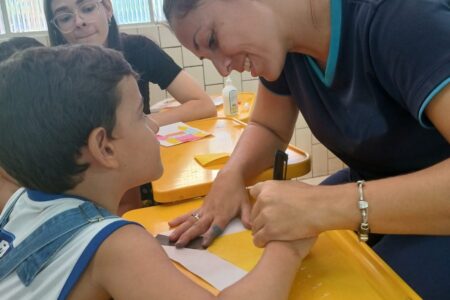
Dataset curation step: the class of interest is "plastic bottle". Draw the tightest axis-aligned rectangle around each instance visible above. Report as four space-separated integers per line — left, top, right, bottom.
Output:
222 77 238 117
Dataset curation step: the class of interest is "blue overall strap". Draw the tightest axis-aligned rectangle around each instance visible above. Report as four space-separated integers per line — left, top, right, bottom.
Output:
0 200 116 286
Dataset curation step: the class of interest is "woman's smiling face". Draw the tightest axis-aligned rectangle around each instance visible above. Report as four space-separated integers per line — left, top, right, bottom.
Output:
170 0 288 81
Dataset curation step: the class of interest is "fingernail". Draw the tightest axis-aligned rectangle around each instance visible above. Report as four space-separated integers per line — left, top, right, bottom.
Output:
175 242 183 249
201 240 210 248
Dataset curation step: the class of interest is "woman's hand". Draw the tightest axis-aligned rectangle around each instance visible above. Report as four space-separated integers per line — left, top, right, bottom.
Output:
249 180 324 247
169 170 252 248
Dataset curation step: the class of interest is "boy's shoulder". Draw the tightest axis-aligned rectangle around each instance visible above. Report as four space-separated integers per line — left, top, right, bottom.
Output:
0 190 135 299
73 223 167 298
83 224 214 299
63 223 149 299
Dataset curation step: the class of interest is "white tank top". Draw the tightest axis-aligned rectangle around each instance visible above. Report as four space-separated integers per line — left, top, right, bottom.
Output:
0 188 127 300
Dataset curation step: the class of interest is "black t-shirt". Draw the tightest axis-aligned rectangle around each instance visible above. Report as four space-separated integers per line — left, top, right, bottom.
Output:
261 0 450 180
121 33 182 114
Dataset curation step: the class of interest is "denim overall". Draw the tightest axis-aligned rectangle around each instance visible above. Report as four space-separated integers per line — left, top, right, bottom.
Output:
0 189 118 287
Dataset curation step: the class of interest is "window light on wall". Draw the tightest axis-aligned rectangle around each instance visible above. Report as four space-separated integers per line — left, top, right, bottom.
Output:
0 0 165 35
5 0 47 33
152 0 165 22
112 0 151 24
0 6 5 34
112 0 166 23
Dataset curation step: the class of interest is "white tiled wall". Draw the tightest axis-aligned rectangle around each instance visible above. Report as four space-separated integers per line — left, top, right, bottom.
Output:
0 24 344 179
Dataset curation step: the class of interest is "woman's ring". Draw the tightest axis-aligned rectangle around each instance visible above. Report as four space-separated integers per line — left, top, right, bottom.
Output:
191 212 201 221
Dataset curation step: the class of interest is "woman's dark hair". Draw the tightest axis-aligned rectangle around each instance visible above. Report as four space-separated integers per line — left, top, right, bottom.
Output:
0 37 45 63
0 45 136 194
43 0 122 51
163 0 203 24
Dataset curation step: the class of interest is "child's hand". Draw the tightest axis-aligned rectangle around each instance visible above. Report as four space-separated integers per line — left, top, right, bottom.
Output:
265 237 316 260
287 237 317 259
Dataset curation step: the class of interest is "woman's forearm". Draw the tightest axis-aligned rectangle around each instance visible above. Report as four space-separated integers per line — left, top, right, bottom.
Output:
325 158 450 235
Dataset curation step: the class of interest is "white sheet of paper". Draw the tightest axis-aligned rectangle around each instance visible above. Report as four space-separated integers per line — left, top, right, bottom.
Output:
162 246 247 290
161 218 246 237
159 219 248 289
221 218 247 235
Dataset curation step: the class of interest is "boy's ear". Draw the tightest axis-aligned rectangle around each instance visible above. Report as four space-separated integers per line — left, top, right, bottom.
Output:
87 127 119 169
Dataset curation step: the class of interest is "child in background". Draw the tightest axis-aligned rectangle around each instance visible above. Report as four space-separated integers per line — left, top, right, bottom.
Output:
0 45 314 299
0 37 45 210
43 0 216 125
0 37 44 62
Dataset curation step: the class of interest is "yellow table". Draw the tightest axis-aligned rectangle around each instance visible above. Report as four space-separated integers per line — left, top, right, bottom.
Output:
124 199 420 300
153 117 310 203
216 92 256 123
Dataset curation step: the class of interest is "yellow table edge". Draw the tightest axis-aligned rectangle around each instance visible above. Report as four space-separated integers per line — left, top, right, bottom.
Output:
326 230 421 299
124 199 421 299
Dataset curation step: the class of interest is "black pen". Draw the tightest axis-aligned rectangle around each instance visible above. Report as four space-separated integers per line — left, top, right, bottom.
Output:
245 150 288 191
273 149 288 180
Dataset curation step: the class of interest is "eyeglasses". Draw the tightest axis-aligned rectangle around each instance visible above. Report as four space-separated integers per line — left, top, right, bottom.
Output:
51 0 104 34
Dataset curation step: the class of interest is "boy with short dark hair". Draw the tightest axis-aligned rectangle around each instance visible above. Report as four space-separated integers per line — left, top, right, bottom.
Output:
0 45 313 299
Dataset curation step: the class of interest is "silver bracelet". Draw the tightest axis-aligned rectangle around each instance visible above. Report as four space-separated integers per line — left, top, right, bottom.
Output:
357 180 370 242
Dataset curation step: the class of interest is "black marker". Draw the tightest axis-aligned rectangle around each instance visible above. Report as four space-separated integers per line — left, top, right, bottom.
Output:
273 149 288 180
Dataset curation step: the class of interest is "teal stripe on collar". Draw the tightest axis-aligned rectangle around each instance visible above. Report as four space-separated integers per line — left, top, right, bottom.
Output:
418 77 450 129
307 0 342 87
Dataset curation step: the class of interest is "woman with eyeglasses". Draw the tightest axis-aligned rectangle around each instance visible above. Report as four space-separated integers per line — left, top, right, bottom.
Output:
43 0 217 214
44 0 216 125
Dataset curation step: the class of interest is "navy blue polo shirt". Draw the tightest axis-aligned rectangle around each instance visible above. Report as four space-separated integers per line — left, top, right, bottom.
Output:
261 0 450 180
